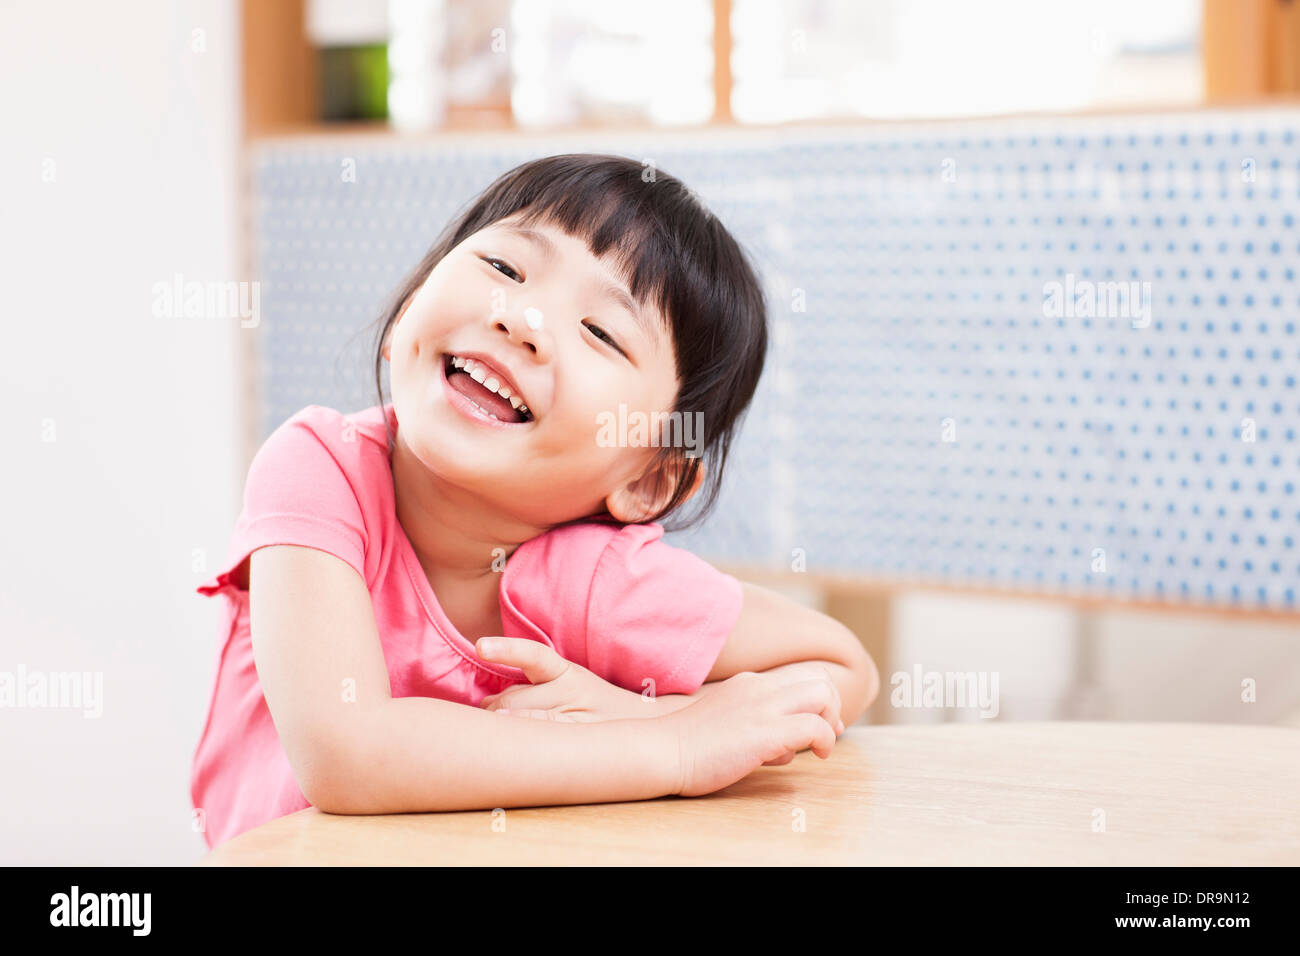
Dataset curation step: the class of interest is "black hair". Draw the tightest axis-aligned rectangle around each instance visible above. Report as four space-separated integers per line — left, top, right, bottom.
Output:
366 152 768 533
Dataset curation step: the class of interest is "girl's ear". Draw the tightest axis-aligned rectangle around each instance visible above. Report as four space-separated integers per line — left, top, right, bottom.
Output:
606 454 705 524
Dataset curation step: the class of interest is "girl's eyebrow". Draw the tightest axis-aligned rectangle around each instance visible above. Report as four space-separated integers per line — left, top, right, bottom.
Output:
498 223 659 350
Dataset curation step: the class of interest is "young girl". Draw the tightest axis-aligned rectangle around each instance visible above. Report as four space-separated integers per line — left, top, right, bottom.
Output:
192 153 878 849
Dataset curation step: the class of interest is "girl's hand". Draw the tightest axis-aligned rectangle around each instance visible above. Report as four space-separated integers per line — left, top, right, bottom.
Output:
664 669 843 796
475 637 660 722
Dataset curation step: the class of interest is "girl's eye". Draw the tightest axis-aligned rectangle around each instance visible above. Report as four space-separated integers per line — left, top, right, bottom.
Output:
482 256 522 282
584 321 625 356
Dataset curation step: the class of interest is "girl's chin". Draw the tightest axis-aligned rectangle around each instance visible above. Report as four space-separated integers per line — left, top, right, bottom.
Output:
401 424 515 469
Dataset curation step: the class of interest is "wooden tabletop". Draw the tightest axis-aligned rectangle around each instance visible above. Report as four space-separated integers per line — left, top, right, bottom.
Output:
199 722 1300 865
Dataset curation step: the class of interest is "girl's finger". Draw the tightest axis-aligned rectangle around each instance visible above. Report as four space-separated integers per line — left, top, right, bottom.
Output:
759 664 845 729
782 712 838 760
774 677 843 734
762 751 796 767
475 637 570 685
481 691 525 710
794 664 844 726
483 685 561 712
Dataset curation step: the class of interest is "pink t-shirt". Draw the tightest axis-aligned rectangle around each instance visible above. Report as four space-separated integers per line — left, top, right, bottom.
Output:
191 403 744 848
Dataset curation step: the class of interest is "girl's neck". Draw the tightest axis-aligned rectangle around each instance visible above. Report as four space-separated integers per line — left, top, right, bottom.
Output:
388 428 541 607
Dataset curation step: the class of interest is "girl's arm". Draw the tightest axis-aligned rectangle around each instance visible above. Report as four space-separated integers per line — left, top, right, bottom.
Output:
249 545 678 813
654 581 880 726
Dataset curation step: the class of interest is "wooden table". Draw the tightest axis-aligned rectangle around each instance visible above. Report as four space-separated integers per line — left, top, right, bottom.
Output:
199 722 1300 865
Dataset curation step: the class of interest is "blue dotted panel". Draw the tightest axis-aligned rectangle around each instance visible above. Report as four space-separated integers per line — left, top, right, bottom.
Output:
252 111 1300 611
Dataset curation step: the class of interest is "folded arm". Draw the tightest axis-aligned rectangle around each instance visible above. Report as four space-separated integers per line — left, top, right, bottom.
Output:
654 581 880 725
249 544 678 814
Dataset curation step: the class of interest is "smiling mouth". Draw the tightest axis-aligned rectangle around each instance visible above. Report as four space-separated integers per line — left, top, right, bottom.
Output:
442 353 534 424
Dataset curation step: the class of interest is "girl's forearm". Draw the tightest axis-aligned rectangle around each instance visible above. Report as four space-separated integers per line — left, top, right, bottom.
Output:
654 660 871 724
320 696 680 814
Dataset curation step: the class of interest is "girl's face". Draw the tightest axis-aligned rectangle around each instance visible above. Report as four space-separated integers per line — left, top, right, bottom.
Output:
385 213 688 526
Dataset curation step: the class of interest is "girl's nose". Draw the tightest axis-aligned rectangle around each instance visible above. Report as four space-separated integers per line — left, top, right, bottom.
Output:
493 303 551 362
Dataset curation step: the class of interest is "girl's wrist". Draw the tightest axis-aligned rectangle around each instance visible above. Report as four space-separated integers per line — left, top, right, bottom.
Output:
648 692 699 717
619 690 692 718
623 690 678 718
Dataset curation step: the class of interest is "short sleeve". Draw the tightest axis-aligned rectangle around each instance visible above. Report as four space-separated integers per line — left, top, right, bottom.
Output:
196 407 369 597
583 524 744 696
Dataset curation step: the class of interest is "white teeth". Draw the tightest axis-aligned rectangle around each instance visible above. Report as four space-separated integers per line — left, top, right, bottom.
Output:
449 355 532 417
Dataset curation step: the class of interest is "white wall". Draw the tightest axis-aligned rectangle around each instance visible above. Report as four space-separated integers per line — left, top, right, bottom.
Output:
765 583 1300 727
0 0 242 864
887 593 1300 726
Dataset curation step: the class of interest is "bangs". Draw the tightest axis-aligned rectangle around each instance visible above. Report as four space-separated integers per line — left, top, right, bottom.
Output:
465 155 694 344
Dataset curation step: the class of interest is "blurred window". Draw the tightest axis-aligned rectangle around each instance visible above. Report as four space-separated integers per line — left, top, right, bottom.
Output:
730 0 1203 122
306 0 1206 131
509 0 715 127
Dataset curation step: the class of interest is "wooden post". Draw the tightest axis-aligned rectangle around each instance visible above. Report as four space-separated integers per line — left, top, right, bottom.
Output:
1204 0 1300 99
713 0 733 123
822 586 894 725
1267 0 1300 92
242 0 317 138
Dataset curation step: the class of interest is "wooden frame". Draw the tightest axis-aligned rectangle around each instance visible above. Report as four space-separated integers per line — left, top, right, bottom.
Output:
242 1 1300 141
